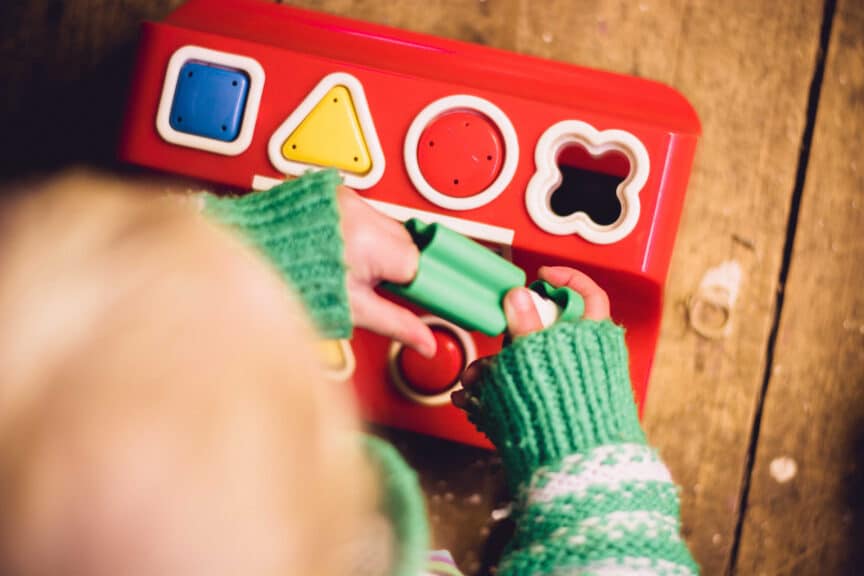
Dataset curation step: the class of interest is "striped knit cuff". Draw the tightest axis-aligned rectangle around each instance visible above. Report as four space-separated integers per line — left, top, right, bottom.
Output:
464 319 646 490
203 171 352 339
498 444 699 576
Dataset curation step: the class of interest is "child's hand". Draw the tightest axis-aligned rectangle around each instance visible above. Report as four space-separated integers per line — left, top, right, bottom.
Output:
337 186 437 357
503 266 611 338
454 266 610 407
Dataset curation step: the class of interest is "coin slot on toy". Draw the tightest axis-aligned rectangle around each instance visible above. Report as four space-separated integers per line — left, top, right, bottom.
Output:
526 120 650 244
549 145 630 226
155 46 265 156
405 95 519 211
268 72 385 189
388 317 476 406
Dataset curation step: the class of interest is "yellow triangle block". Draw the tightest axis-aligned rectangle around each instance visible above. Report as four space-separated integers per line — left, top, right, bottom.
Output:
317 339 355 381
281 85 371 174
268 73 385 189
317 338 345 370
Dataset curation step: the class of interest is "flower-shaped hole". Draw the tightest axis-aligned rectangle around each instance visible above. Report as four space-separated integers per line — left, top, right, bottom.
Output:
526 120 649 244
549 145 631 226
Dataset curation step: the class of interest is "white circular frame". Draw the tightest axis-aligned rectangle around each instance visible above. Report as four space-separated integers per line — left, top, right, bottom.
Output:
387 316 477 407
156 45 265 156
404 95 519 211
525 120 650 245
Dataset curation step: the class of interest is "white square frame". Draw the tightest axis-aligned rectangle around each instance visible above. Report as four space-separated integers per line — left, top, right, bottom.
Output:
155 45 265 156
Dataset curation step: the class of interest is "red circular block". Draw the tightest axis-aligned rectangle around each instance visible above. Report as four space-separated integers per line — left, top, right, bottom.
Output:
417 110 504 198
397 326 467 397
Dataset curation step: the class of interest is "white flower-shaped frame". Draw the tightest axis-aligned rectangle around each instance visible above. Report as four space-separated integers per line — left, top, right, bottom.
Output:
525 120 650 244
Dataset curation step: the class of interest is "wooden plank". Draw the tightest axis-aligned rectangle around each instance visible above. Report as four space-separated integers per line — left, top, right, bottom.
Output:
631 4 827 573
287 1 826 573
735 1 864 573
0 0 185 180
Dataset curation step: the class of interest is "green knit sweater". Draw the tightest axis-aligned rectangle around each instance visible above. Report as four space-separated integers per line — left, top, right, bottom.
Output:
205 172 699 576
204 170 352 339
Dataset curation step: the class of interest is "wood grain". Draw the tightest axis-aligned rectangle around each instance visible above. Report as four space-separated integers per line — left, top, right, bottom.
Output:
286 1 827 573
634 3 827 573
735 0 864 573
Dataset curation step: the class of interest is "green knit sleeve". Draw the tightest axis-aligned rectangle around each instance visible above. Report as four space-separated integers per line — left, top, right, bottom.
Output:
464 320 699 575
363 435 429 576
203 170 352 339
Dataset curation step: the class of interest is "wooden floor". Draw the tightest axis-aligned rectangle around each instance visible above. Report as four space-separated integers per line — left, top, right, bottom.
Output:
2 1 862 574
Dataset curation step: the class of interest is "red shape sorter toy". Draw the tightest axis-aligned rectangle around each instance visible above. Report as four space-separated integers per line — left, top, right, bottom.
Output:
119 0 700 449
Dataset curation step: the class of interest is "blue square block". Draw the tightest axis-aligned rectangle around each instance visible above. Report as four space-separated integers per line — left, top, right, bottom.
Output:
169 62 250 142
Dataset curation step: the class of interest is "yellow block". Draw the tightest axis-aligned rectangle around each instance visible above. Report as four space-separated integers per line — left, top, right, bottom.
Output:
316 339 356 381
281 85 372 174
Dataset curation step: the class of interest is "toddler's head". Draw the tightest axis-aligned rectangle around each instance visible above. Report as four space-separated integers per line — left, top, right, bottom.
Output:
0 172 386 575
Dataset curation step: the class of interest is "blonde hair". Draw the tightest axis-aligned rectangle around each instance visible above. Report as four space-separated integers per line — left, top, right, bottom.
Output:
0 171 379 576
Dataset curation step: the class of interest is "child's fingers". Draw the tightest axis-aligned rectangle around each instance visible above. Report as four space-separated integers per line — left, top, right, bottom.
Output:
503 287 545 338
452 357 491 409
372 225 421 285
460 358 487 389
538 266 610 321
337 186 420 285
451 387 468 409
349 285 436 357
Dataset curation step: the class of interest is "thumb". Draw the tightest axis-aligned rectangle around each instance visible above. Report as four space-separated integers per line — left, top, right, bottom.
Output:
503 287 544 338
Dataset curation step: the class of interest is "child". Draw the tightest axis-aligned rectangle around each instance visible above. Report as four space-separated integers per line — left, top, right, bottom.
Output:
0 170 698 575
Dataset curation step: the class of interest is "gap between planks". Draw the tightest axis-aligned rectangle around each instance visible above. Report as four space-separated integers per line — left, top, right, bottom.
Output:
726 0 839 572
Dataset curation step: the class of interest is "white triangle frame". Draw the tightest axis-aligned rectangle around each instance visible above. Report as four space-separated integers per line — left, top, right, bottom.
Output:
267 72 385 190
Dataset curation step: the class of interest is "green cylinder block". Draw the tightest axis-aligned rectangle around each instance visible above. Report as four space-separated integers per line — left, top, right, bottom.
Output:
384 219 525 335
